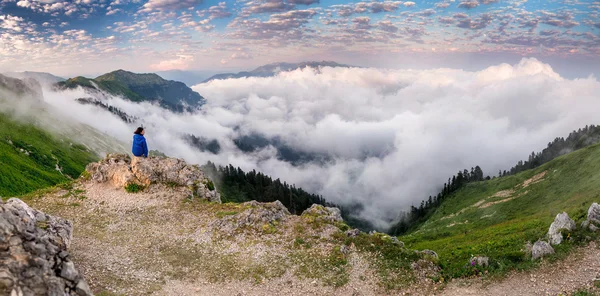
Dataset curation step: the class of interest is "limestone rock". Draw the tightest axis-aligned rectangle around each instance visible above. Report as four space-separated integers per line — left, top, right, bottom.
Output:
346 229 360 238
301 204 343 223
590 224 599 232
0 198 91 295
470 256 489 267
210 200 290 234
548 212 576 245
86 154 221 203
532 240 554 260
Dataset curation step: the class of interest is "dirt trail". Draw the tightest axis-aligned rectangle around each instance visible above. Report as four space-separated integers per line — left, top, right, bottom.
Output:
443 242 600 296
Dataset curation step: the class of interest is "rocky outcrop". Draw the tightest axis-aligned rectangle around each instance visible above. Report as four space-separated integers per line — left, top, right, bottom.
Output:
86 154 220 203
580 203 600 232
0 198 92 295
588 203 600 225
301 204 343 223
548 212 576 245
532 240 554 260
210 201 290 234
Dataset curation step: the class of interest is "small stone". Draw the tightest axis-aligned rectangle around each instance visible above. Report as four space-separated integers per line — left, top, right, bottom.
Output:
421 249 438 260
590 224 599 232
346 229 360 238
470 256 489 267
588 203 600 224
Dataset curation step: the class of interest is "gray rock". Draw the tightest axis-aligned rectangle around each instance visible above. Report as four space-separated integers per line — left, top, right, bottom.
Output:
590 224 599 232
391 237 405 247
0 199 91 295
470 256 489 267
588 203 600 224
60 261 78 281
548 212 576 245
301 204 343 223
532 240 554 260
346 229 360 238
75 280 92 296
421 249 438 260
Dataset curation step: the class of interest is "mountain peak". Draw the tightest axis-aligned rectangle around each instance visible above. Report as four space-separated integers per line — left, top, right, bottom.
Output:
203 60 353 83
57 70 205 112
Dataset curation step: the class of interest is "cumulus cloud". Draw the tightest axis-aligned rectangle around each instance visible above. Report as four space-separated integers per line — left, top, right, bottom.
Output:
33 59 600 229
150 54 195 71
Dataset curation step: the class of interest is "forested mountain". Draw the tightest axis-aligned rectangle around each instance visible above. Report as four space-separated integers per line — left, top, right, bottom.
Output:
57 70 205 112
203 61 353 83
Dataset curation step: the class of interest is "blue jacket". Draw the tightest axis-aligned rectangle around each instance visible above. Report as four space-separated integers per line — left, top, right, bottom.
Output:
132 134 148 157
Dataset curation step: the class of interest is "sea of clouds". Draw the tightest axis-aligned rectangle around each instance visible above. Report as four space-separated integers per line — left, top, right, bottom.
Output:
39 58 600 229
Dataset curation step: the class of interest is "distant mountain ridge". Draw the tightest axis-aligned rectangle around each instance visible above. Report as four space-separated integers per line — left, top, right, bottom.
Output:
203 61 353 83
56 69 205 112
3 71 65 85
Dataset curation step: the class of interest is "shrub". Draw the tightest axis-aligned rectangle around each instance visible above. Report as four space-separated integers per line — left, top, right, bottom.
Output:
125 183 144 193
204 179 215 191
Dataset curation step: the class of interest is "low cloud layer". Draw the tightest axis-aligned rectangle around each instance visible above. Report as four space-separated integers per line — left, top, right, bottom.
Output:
40 58 600 228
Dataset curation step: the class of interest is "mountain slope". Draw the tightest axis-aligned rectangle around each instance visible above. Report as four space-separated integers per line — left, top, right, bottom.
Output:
203 61 353 83
399 142 600 278
57 70 205 112
0 112 98 197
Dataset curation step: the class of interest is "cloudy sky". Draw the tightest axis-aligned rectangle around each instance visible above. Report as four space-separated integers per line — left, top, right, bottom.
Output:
1 0 599 77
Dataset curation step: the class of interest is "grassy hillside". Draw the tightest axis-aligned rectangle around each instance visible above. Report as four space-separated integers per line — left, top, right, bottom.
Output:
399 143 600 279
0 113 98 197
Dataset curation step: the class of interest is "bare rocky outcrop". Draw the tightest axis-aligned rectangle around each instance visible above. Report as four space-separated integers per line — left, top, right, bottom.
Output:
532 240 554 260
0 198 91 295
85 154 220 203
580 203 600 232
587 203 600 225
301 204 343 223
548 212 576 245
210 200 290 234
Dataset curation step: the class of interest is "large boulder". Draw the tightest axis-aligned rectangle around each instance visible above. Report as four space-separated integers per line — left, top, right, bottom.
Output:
86 154 221 203
532 240 554 260
548 212 576 245
301 204 343 223
0 198 92 295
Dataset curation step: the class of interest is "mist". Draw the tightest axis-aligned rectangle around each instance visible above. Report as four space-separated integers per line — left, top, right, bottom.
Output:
35 58 600 229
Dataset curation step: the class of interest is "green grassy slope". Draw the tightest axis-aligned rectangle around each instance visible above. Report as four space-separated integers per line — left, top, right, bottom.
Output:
400 143 600 278
0 113 98 197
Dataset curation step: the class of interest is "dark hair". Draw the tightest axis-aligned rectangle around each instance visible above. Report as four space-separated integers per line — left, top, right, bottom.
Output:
134 127 144 135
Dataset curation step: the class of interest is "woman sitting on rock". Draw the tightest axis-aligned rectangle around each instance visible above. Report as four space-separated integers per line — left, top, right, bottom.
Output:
132 127 149 158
